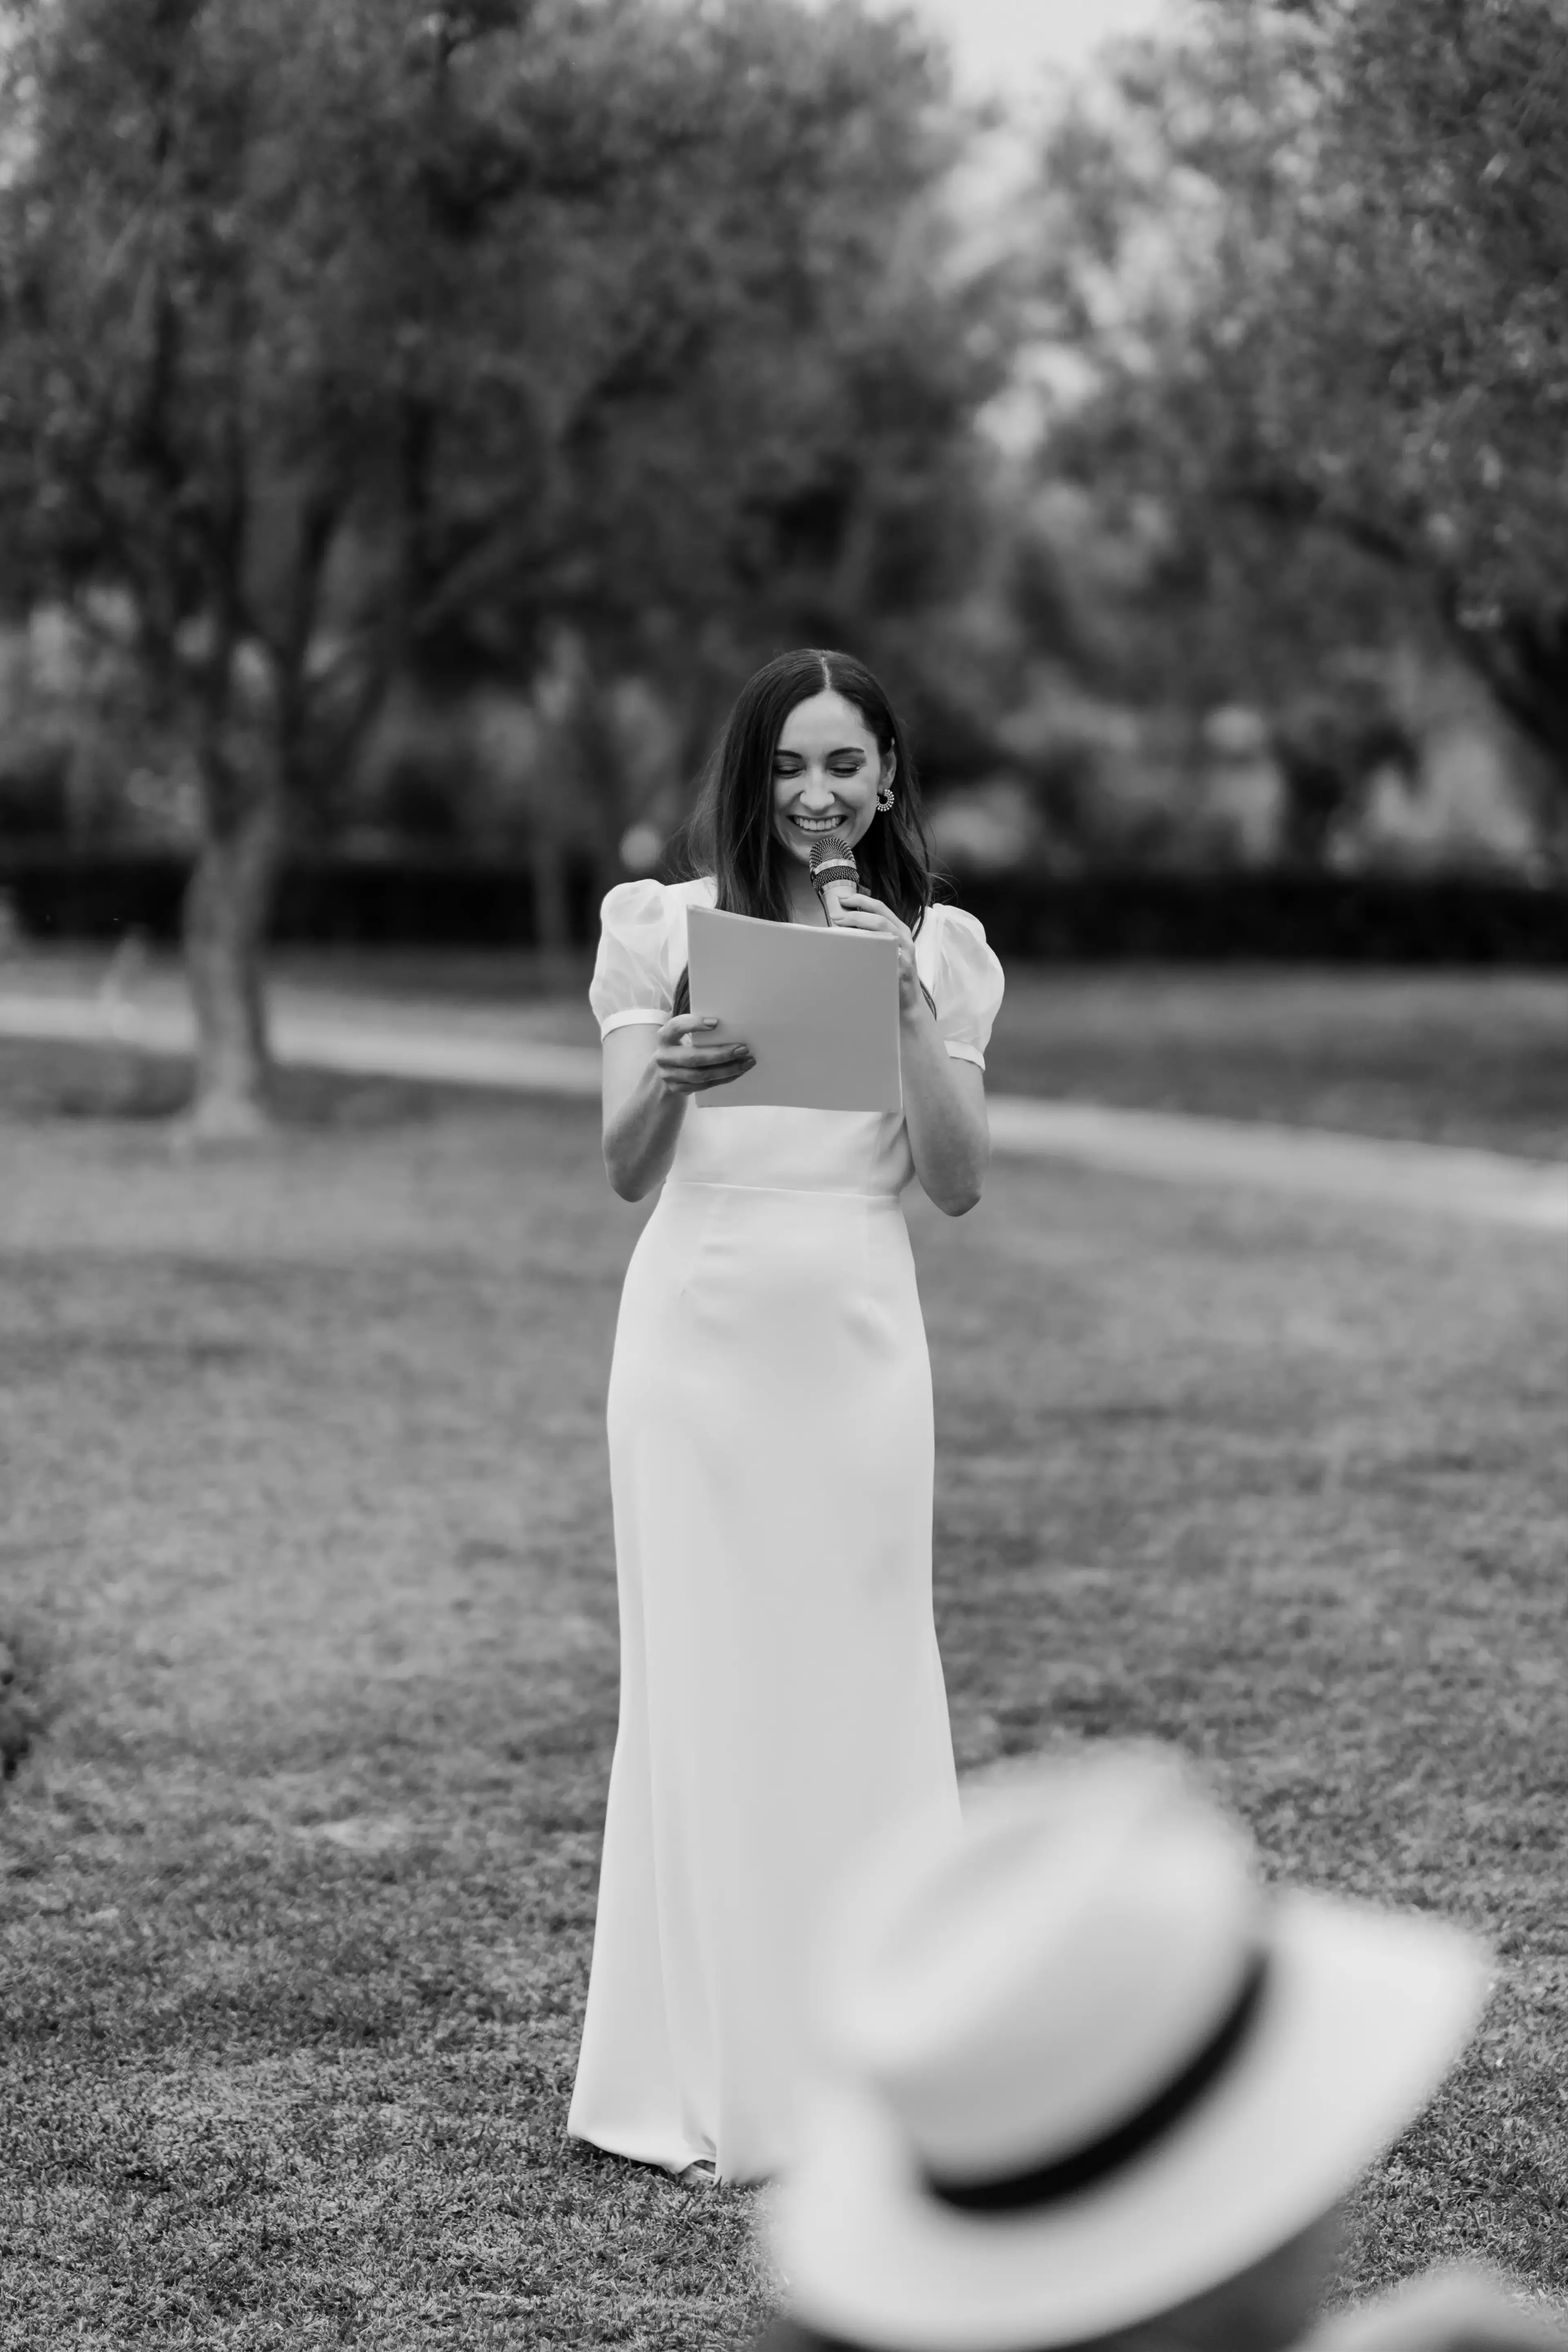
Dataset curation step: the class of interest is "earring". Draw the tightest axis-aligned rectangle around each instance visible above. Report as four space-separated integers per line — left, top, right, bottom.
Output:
876 781 895 814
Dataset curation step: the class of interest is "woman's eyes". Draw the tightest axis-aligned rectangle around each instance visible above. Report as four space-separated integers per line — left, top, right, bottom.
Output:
774 756 866 774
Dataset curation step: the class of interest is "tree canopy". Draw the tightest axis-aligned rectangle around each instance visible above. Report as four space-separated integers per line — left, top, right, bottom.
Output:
0 0 1013 1122
1029 0 1568 780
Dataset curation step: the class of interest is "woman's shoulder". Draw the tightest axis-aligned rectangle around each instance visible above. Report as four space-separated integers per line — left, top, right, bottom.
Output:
601 873 715 907
666 874 718 907
922 898 990 947
917 898 999 969
597 873 715 926
917 899 1006 1021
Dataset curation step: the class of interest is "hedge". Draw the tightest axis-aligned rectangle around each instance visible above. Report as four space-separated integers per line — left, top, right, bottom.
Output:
0 848 597 951
956 869 1568 965
7 847 1568 964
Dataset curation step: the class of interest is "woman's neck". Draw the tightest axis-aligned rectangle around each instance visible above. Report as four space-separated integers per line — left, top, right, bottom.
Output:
783 863 828 925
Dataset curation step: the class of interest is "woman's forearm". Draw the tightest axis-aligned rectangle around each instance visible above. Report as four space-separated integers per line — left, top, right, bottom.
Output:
604 1059 688 1200
900 1000 989 1215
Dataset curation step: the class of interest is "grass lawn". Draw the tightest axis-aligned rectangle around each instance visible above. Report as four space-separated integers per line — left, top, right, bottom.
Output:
2 1046 1566 2349
981 968 1568 1159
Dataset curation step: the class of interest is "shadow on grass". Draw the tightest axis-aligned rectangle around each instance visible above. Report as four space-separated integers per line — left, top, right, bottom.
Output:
0 1036 501 1133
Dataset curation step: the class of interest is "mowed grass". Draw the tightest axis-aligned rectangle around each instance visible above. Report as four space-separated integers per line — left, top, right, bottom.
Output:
2 1043 1567 2348
982 968 1568 1158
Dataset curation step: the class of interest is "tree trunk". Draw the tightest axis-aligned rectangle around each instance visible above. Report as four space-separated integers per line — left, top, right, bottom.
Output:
1454 607 1568 788
182 791 281 1142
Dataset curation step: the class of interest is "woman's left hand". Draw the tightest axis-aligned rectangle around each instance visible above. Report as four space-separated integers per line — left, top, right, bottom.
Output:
830 892 927 1022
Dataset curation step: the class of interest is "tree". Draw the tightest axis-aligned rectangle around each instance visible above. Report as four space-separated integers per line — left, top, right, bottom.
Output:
0 0 428 1132
0 0 1008 1131
1026 0 1568 803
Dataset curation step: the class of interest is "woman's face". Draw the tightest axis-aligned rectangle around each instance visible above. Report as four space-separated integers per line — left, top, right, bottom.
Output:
770 689 895 871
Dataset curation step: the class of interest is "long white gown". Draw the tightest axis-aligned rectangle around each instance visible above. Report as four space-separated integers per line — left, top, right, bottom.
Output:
566 875 1006 2185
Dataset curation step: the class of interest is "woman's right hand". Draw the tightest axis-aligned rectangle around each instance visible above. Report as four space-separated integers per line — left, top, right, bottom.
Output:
653 1013 755 1095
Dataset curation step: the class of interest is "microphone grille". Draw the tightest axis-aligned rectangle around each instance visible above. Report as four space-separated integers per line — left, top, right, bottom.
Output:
808 832 857 879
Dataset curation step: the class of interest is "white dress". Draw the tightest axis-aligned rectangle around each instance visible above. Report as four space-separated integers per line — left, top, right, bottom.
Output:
566 875 1005 2184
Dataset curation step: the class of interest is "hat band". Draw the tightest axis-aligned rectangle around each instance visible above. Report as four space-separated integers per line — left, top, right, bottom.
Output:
922 1949 1271 2215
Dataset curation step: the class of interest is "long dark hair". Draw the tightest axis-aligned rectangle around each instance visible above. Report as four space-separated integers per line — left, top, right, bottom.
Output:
668 648 937 1016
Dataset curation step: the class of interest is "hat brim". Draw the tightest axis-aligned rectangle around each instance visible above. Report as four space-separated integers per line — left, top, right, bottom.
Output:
770 1891 1492 2352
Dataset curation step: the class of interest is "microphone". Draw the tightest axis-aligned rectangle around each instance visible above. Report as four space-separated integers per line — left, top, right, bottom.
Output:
808 832 859 923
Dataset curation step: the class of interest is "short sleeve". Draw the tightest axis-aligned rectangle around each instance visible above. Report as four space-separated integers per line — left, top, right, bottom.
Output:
588 879 675 1039
929 905 1004 1070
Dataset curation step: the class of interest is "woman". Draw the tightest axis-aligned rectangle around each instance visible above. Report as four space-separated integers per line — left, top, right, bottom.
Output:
566 648 1004 2187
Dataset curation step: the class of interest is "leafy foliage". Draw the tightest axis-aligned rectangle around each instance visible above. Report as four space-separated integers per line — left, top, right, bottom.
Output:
1029 0 1568 780
0 0 1007 792
0 0 1013 1112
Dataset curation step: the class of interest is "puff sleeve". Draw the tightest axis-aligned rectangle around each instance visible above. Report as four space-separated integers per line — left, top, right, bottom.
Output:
929 904 1004 1070
588 879 675 1039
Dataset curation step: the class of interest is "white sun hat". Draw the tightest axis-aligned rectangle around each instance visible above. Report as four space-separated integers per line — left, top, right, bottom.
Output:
770 1743 1492 2352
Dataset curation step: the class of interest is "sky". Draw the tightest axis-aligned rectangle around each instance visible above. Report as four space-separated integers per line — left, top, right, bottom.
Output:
874 0 1184 231
902 0 1173 104
877 0 1183 448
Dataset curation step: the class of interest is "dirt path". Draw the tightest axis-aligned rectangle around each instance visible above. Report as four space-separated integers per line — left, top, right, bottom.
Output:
5 977 1568 1231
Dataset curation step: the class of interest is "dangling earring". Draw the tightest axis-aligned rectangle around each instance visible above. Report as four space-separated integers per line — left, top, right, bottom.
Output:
876 780 895 814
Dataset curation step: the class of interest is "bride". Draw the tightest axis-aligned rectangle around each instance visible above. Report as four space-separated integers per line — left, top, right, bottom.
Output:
566 647 1004 2186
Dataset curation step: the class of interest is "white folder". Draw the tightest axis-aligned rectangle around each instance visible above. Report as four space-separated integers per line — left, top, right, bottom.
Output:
686 903 902 1112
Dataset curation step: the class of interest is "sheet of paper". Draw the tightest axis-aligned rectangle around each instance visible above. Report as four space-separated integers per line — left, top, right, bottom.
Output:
685 903 902 1112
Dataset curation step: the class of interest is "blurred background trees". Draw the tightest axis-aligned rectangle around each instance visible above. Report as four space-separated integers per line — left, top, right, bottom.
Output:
0 0 1009 1127
1020 0 1568 874
1 0 1566 1126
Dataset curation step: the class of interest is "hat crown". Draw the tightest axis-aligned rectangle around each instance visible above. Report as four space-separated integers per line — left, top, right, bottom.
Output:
822 1750 1263 2184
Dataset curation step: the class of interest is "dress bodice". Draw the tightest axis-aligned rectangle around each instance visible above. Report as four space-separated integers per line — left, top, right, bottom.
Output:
671 1099 921 1197
588 876 1005 1199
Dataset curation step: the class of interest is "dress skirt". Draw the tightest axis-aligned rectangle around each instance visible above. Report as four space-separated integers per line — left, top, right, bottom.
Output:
566 1176 960 2184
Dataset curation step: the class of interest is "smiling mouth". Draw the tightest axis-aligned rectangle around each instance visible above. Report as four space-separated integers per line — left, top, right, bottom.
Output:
787 814 847 832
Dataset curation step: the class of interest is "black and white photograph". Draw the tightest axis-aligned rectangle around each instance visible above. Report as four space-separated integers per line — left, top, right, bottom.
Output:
2 0 1568 2346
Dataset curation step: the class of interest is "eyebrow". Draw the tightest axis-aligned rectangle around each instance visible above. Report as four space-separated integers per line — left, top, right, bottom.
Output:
774 745 868 759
